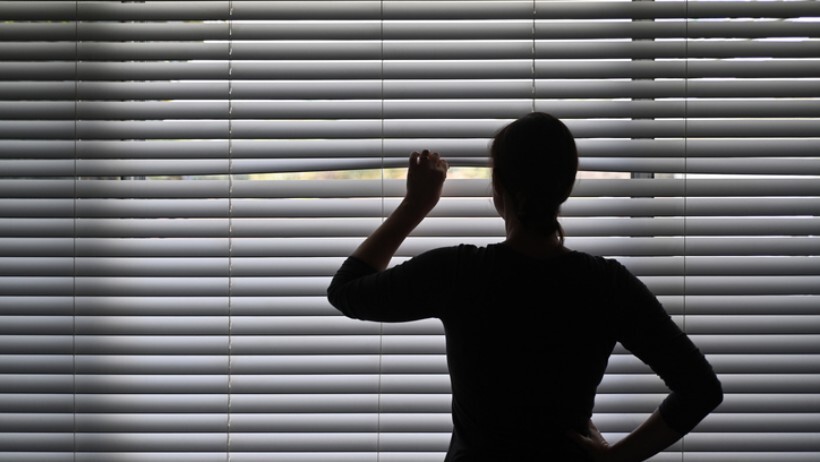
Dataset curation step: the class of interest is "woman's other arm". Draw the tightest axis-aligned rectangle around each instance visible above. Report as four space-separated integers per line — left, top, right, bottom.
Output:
570 410 685 462
570 261 723 462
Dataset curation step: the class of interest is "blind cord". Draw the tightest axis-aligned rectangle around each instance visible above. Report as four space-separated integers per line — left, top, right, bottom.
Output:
532 0 537 113
681 2 690 461
682 0 689 370
227 1 235 459
72 2 79 460
377 1 386 459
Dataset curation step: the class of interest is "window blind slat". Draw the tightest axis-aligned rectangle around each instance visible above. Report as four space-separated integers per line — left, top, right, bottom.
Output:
3 294 810 317
4 79 818 101
10 60 820 82
7 253 820 277
5 103 820 129
7 235 820 258
38 196 820 218
9 100 820 122
11 18 820 43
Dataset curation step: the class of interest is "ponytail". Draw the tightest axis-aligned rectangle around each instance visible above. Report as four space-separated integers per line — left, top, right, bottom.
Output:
490 112 578 241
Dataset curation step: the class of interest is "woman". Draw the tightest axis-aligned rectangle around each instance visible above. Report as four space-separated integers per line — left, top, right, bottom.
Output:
327 112 722 461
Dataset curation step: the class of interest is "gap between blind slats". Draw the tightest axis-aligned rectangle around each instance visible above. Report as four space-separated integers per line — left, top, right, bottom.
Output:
4 178 820 198
5 158 820 176
4 139 820 162
2 176 800 197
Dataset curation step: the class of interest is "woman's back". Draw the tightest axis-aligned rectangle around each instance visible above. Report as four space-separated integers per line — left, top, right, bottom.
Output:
329 242 720 460
438 244 618 460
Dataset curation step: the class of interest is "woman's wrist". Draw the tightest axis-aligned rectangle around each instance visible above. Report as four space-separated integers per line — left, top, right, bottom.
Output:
396 197 436 221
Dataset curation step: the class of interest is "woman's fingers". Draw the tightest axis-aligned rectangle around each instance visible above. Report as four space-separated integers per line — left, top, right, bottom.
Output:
405 150 448 212
410 150 447 171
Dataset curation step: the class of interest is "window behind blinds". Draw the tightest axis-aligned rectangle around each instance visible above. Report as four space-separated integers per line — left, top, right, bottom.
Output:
1 1 819 461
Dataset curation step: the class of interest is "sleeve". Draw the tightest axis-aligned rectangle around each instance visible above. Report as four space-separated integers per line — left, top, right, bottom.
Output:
609 260 723 435
326 246 461 322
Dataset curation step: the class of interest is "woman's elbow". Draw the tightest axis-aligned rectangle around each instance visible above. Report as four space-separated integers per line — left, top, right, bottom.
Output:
326 284 362 320
326 285 346 315
701 375 724 414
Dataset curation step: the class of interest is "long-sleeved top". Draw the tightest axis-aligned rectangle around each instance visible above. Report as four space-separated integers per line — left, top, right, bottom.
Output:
327 243 723 461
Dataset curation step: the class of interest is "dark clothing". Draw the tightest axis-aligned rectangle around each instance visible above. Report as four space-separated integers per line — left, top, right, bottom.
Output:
327 243 723 461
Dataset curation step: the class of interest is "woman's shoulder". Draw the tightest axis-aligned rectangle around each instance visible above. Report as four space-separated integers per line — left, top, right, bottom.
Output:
535 250 639 289
425 244 626 269
411 243 504 274
416 244 634 279
418 243 493 259
567 250 625 269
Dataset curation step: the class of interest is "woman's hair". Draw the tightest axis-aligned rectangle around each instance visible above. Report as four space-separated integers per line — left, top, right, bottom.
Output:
490 112 578 242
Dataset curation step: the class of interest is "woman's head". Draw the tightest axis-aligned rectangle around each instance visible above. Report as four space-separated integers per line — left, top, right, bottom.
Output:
490 112 578 241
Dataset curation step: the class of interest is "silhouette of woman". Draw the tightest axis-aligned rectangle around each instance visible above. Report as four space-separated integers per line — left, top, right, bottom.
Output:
327 112 722 461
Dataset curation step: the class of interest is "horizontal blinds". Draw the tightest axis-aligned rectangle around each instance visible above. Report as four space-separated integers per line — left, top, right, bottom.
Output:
1 0 819 461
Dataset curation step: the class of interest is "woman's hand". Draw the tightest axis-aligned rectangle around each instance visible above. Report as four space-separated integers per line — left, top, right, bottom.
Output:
404 150 449 214
348 150 448 271
568 420 615 462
